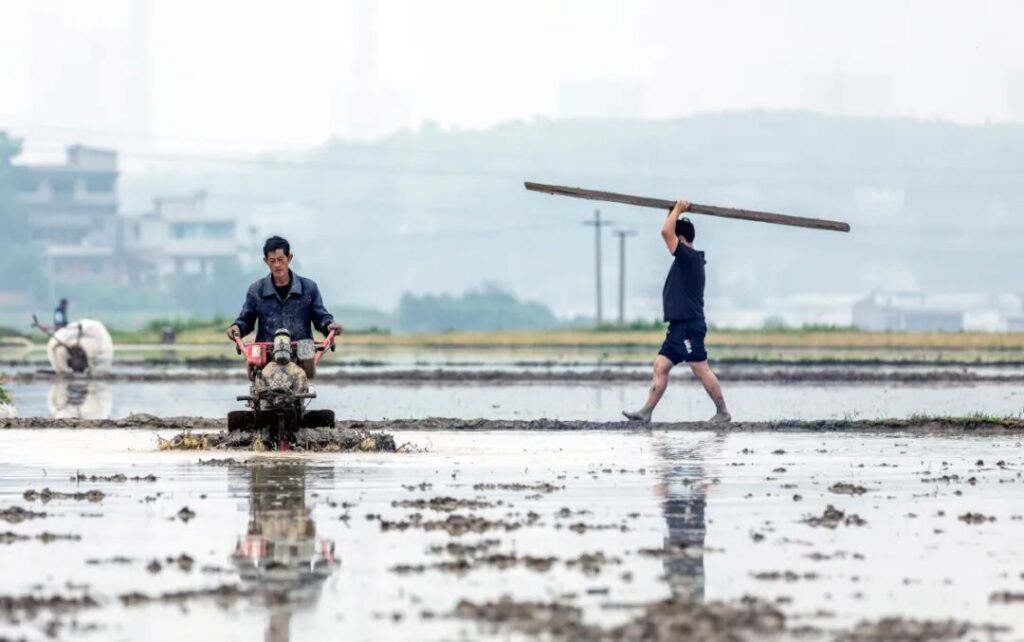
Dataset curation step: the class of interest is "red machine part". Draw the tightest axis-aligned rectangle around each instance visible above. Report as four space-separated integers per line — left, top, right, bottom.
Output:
245 343 268 369
233 330 337 379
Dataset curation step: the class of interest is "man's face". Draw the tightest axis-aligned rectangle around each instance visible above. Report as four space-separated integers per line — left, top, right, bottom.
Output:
264 249 292 279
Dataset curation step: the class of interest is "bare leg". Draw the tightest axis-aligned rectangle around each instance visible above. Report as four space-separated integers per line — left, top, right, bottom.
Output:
623 355 675 422
687 360 731 422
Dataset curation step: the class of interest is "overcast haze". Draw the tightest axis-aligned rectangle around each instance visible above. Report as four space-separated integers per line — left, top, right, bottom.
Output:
2 0 1024 153
2 1 1022 329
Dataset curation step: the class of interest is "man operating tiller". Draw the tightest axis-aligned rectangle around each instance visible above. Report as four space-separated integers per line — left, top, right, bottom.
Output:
623 201 731 424
227 236 343 378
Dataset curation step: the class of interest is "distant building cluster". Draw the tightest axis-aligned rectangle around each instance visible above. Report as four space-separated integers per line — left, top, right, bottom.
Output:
707 291 1024 332
14 144 243 296
852 292 963 332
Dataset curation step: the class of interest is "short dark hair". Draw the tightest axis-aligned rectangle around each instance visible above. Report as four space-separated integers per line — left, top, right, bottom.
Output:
263 236 291 257
675 217 695 243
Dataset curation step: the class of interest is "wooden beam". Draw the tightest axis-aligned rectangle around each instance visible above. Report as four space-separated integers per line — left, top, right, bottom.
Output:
524 182 850 233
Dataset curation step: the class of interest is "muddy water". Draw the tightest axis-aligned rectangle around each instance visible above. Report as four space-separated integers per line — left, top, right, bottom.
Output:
5 379 1023 422
1 429 1022 641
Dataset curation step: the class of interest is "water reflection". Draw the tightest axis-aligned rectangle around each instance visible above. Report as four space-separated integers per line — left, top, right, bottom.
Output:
654 434 720 602
231 463 340 642
47 379 113 419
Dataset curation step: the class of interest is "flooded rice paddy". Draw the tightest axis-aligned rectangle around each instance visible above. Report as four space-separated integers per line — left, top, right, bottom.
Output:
2 347 1024 640
4 378 1022 423
2 430 1024 641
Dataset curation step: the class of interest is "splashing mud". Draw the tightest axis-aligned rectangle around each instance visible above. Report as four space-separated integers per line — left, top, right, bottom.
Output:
157 427 397 452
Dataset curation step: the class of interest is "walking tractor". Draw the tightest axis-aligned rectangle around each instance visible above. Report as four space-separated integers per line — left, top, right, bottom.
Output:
228 328 337 448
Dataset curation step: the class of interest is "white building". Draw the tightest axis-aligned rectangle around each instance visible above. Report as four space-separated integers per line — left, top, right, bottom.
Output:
852 292 963 332
15 146 122 285
119 191 241 289
17 145 119 245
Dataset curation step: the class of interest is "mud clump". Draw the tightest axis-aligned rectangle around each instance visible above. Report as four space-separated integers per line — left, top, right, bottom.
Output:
802 505 867 529
70 472 157 483
1 506 47 524
85 556 134 566
454 597 585 638
380 513 532 536
472 482 563 494
0 593 98 618
291 427 396 452
118 584 255 607
454 594 785 641
637 544 692 559
2 414 225 430
158 432 209 450
829 482 868 495
393 552 557 576
35 532 82 543
564 521 629 534
565 552 621 576
427 539 502 558
958 512 995 524
197 458 245 466
391 497 494 512
752 571 819 582
159 428 396 453
405 536 564 575
836 617 999 641
175 553 195 572
23 488 104 503
455 597 585 636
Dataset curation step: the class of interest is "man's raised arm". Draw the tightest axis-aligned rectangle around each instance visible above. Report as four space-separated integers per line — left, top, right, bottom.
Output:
661 199 690 255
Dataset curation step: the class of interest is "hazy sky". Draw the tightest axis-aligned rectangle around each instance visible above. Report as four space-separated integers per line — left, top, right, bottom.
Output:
1 0 1023 154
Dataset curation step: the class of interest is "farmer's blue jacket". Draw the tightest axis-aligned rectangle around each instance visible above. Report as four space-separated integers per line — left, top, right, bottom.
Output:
232 271 334 342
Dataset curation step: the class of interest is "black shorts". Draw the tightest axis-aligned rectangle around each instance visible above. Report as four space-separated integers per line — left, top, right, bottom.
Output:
658 319 708 364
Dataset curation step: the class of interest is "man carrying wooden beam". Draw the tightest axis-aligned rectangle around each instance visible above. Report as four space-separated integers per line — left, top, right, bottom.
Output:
623 200 731 424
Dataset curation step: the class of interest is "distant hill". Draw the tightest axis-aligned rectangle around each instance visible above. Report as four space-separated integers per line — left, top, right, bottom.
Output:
123 111 1024 319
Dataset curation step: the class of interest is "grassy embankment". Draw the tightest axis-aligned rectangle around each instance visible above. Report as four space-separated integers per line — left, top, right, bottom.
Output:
6 319 1023 364
114 324 1024 363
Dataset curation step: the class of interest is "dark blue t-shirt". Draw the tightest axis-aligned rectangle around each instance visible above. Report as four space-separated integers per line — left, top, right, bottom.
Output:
662 244 705 322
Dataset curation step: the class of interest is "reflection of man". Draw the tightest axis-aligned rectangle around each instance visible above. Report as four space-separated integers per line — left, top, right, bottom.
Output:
232 463 339 642
654 435 715 602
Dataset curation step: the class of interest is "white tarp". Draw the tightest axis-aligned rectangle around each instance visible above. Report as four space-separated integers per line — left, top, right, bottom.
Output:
46 319 114 374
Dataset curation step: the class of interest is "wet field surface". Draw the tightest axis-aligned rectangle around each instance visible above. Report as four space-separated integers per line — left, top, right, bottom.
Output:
3 346 1024 640
6 379 1023 422
2 429 1023 641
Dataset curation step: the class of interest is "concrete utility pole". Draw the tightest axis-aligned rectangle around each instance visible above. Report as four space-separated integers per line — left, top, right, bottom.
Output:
614 229 636 325
582 209 612 325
